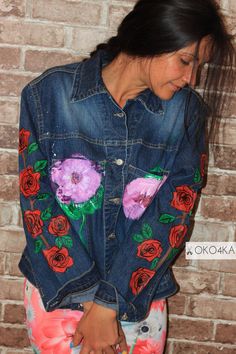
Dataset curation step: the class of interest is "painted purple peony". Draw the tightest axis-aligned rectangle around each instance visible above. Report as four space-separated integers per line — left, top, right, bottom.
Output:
51 156 102 204
123 176 168 220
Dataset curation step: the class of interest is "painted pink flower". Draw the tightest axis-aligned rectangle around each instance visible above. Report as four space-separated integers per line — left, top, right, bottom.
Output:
133 333 166 354
41 317 80 354
51 156 102 204
123 176 167 220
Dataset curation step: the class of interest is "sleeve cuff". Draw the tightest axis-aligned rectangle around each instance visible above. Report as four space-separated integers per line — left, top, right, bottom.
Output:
58 283 99 309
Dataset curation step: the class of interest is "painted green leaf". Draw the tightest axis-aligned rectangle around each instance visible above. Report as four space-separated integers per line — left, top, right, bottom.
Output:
37 193 51 200
194 168 201 183
55 236 73 249
55 237 63 249
34 160 48 172
145 173 163 180
150 257 159 270
34 239 44 254
58 185 104 220
133 234 144 243
40 170 47 177
28 142 39 154
142 223 153 239
62 235 73 248
41 207 52 221
159 214 176 224
150 165 164 173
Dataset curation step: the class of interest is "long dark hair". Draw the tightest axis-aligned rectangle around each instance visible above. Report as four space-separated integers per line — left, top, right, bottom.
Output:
90 0 235 152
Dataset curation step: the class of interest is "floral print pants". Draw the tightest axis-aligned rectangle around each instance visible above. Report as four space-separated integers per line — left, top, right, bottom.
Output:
24 279 167 354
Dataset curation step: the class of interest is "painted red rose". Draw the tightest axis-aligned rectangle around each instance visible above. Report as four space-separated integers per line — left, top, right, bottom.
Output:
20 167 40 198
169 224 188 248
48 215 70 236
200 154 207 177
19 128 30 153
171 185 197 213
43 246 74 273
137 240 162 261
130 267 155 295
24 209 43 238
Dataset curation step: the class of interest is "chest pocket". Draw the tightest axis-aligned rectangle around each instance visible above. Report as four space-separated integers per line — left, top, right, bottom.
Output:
122 164 169 221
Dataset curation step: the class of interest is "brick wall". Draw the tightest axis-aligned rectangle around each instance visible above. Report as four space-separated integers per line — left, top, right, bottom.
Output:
0 0 235 353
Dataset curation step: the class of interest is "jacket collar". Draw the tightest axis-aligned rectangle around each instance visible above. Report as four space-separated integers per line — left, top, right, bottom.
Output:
71 50 163 114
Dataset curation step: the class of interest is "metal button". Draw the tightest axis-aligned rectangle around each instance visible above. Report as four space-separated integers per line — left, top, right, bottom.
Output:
115 159 124 166
121 313 128 321
108 233 116 240
114 112 125 118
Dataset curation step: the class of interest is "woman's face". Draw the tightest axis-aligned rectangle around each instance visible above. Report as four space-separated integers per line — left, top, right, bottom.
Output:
140 36 211 100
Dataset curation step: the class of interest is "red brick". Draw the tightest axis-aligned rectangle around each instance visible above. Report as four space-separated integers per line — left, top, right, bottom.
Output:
25 50 81 73
173 268 219 294
214 145 236 170
0 100 19 125
4 304 26 324
0 326 29 348
0 175 19 201
0 151 18 175
201 196 236 221
32 0 102 25
0 125 18 149
0 21 64 48
0 73 33 97
168 317 214 341
108 5 132 31
221 273 236 297
0 204 14 228
221 96 236 118
0 47 21 69
191 220 233 242
5 253 23 277
192 259 236 274
6 350 33 354
0 278 24 301
202 174 236 196
0 252 6 275
228 0 236 13
215 323 236 344
167 294 186 315
210 120 236 146
172 341 236 354
0 229 25 253
0 203 22 229
0 0 25 17
71 28 109 54
187 296 236 321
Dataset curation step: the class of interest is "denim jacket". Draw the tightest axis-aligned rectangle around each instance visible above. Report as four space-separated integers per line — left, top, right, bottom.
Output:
19 49 207 322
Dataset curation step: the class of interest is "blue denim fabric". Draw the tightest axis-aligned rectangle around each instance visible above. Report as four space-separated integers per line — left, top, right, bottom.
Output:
19 49 206 321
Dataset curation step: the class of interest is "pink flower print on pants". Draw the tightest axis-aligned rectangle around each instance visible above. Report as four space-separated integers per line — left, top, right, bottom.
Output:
123 176 168 220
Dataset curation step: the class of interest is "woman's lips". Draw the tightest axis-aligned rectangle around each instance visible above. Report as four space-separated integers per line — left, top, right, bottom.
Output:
170 82 182 91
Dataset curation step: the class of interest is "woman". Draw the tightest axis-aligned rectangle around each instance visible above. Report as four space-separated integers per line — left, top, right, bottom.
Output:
19 0 235 353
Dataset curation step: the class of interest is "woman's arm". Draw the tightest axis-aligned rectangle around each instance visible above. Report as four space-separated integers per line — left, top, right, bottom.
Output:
19 84 102 311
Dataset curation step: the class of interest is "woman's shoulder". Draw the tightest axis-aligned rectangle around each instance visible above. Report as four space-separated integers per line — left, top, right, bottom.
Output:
23 60 83 93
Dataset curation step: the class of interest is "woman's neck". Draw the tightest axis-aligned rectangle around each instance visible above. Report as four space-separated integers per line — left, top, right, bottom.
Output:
101 53 148 108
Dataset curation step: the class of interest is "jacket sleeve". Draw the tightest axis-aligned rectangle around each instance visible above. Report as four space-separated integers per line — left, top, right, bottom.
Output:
93 95 208 321
19 84 102 311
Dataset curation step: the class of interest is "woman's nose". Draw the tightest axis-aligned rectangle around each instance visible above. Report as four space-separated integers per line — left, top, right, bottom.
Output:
183 67 197 87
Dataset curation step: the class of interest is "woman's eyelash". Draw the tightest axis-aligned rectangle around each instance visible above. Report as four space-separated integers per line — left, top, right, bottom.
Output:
181 59 190 65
